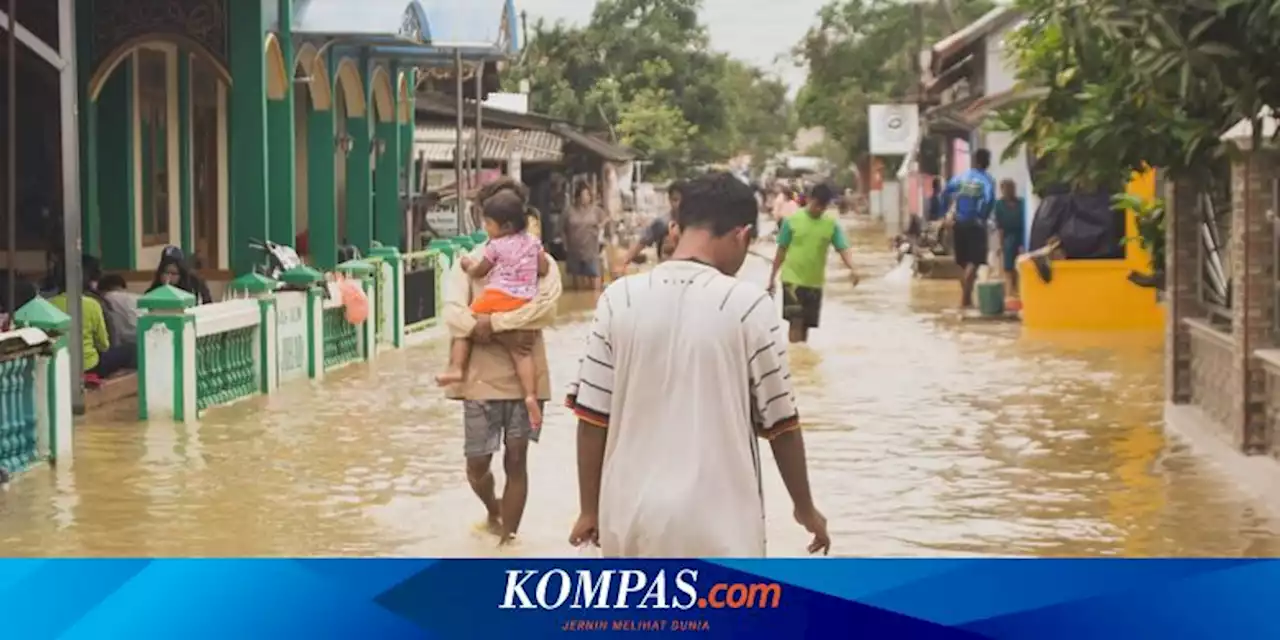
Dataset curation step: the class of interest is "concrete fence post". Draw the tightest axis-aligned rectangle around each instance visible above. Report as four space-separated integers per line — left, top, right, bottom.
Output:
281 266 326 381
13 298 73 464
229 273 280 395
136 285 198 423
368 245 405 348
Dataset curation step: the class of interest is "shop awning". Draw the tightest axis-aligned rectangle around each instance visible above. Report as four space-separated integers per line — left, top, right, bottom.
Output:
287 0 430 43
415 126 564 163
551 124 635 162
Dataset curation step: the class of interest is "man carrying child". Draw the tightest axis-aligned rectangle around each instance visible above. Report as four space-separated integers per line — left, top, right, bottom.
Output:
442 179 562 546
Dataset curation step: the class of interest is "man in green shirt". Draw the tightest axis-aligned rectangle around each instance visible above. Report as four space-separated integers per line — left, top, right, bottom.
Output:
51 275 134 379
767 183 860 343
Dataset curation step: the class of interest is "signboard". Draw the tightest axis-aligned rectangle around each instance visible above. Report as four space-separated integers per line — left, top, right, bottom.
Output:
425 207 460 238
868 104 919 156
276 293 308 383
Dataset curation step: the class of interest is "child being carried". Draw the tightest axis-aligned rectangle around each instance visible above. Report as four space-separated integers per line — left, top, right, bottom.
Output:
436 191 550 428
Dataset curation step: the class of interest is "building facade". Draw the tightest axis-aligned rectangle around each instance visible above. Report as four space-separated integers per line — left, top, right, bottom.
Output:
1165 123 1280 463
67 0 516 277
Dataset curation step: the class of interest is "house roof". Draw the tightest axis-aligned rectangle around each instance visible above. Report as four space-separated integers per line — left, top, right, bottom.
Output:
368 0 518 62
415 126 564 163
551 123 635 162
288 0 429 43
929 6 1022 76
414 92 635 162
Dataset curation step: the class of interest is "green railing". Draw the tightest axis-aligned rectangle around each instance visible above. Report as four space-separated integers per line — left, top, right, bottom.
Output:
195 326 257 411
403 249 443 334
323 306 360 370
0 354 38 474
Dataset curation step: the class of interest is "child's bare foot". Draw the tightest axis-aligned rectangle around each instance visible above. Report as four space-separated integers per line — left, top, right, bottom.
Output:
498 531 516 546
435 369 464 386
524 396 543 432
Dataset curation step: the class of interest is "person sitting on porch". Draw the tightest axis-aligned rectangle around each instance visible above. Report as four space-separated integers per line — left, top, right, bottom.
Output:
98 274 141 350
148 246 213 304
51 274 134 381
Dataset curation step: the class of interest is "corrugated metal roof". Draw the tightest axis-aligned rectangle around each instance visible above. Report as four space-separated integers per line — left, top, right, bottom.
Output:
551 123 635 162
414 126 563 163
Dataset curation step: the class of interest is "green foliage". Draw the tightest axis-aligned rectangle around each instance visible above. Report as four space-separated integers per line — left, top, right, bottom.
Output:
999 0 1280 190
502 0 795 178
793 0 995 168
1114 193 1165 274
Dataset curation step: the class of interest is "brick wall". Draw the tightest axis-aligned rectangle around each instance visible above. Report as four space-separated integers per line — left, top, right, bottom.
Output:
1187 321 1243 446
1231 152 1277 453
1264 365 1280 459
1164 179 1201 403
1169 149 1278 454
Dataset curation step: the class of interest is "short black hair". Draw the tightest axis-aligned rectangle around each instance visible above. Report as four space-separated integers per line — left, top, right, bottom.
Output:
809 183 835 207
974 148 992 170
676 172 757 237
99 274 127 292
574 180 593 199
476 177 529 205
483 191 529 232
668 180 686 196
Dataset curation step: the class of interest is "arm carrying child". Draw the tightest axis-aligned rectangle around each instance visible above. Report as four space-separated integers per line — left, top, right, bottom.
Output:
436 192 550 429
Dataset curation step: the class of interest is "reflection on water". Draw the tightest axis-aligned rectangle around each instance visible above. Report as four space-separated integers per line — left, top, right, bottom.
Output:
0 220 1277 557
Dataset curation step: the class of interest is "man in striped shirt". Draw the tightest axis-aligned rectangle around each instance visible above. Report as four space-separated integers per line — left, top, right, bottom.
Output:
566 172 830 557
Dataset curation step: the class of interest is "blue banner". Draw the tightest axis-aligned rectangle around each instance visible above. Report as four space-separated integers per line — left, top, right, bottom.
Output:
2 559 1277 638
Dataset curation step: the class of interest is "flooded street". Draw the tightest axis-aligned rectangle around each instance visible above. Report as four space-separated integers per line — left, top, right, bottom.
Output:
2 220 1278 557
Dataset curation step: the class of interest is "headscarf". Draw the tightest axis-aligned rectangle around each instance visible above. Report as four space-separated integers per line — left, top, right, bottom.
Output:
149 246 213 304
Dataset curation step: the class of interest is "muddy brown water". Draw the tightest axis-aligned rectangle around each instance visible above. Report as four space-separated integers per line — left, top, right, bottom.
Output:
1 219 1277 557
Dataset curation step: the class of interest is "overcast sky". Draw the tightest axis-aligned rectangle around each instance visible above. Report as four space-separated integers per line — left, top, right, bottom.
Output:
515 0 830 93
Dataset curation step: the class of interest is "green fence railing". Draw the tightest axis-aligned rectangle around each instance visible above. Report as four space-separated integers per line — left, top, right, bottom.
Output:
195 327 257 411
403 249 443 335
0 354 38 474
323 306 360 370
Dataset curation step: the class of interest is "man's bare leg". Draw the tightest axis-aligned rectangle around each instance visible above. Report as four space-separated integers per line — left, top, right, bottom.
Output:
499 439 530 545
789 319 808 344
465 454 503 534
960 265 978 308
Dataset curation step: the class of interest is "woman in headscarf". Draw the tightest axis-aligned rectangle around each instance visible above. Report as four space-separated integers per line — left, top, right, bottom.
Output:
148 246 213 304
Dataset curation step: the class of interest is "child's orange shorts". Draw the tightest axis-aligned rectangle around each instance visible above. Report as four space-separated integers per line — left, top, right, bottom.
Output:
471 288 531 314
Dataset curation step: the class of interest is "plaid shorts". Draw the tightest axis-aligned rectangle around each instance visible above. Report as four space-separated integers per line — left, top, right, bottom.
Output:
463 400 543 458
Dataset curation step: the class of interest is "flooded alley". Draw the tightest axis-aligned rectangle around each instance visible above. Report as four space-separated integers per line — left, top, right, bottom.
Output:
1 221 1277 557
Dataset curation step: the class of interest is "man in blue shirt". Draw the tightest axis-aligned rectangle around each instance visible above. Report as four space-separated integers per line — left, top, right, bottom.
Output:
943 148 996 308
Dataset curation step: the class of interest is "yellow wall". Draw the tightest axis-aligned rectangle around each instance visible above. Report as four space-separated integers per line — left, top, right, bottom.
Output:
1019 169 1165 331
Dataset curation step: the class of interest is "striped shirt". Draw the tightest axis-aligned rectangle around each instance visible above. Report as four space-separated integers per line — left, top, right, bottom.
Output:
566 260 799 557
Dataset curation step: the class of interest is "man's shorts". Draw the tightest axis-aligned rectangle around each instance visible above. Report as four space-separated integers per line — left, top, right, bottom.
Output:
566 255 601 278
953 221 989 268
464 400 543 458
782 283 822 328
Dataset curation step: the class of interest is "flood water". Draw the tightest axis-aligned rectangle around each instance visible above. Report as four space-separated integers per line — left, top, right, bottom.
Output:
2 220 1278 557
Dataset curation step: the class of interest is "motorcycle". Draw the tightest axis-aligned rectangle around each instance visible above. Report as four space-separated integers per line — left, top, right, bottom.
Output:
247 238 304 282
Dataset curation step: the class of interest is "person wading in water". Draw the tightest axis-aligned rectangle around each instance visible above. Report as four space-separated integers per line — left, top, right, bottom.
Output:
567 172 830 557
444 178 562 545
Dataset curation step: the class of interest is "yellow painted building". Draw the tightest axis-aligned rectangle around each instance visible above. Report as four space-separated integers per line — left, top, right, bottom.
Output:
1018 170 1165 332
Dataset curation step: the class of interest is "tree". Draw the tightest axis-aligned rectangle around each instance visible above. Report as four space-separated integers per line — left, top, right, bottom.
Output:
793 0 994 172
998 0 1280 190
502 0 795 178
